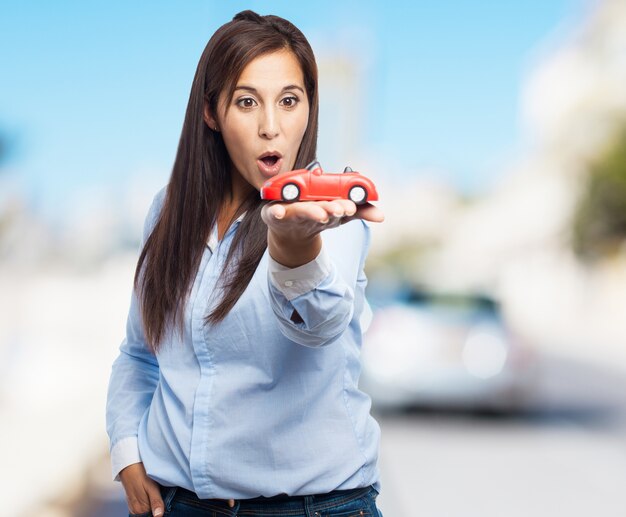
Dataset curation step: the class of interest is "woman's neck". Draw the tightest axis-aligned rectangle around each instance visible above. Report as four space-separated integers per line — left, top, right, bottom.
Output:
217 170 253 239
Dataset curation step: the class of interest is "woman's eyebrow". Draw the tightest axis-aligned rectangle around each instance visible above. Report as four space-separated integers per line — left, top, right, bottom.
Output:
234 84 305 94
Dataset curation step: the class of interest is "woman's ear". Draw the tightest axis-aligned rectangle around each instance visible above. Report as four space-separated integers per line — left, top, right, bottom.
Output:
203 102 220 132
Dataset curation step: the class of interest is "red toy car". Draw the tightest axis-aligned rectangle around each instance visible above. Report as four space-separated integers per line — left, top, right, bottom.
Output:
260 161 379 204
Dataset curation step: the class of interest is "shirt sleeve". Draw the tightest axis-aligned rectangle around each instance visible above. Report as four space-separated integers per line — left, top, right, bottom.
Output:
267 220 371 348
268 246 332 300
105 188 165 482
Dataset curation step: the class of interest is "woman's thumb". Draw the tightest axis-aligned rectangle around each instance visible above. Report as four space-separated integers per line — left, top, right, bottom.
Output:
145 481 165 516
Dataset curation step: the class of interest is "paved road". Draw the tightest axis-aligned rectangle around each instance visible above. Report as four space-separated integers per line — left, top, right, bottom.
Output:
82 354 626 517
374 354 626 517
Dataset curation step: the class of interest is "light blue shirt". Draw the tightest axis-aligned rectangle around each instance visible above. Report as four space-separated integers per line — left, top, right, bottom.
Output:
105 188 381 499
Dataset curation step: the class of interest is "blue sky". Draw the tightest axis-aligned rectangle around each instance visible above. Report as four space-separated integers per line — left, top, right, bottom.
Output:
0 0 584 217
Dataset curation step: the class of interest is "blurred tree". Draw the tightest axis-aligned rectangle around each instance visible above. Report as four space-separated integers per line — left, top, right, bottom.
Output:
573 124 626 261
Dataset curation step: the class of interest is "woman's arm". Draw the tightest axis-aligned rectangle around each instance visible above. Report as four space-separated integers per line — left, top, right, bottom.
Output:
105 188 165 481
106 290 160 481
261 199 383 347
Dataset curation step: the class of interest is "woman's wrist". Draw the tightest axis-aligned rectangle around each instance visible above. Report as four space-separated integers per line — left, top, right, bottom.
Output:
267 230 321 268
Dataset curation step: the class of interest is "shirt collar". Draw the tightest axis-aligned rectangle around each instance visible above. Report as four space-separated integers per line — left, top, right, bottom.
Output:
206 211 247 253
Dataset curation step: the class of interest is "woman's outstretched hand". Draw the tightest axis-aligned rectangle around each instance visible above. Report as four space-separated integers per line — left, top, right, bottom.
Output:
119 462 165 516
261 199 384 268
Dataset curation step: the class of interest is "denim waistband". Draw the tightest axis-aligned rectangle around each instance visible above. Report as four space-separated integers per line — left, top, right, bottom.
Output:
165 484 375 516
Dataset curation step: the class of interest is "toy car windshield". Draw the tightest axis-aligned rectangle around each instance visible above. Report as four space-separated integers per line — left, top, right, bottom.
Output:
305 160 321 171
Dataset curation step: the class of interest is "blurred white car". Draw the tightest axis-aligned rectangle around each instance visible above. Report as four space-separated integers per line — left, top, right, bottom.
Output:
360 290 538 412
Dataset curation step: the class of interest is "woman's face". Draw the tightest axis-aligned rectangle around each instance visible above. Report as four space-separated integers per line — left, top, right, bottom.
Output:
207 49 310 195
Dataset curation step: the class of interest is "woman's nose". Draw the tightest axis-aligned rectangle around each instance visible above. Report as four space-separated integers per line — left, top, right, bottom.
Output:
258 109 279 139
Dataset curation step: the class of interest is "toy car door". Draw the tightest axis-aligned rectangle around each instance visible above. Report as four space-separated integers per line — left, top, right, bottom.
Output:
308 168 341 199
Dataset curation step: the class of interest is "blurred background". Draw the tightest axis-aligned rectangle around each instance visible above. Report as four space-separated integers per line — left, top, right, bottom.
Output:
2 0 626 515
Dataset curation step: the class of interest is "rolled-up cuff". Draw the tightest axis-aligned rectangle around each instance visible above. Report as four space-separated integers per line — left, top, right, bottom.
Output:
110 435 141 482
268 246 331 301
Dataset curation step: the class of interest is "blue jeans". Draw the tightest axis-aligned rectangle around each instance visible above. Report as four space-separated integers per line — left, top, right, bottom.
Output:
129 483 383 517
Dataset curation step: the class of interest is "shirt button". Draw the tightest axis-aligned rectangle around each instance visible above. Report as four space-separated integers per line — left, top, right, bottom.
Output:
284 280 294 287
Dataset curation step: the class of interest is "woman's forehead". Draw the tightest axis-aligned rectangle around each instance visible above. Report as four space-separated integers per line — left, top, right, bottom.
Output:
236 50 305 93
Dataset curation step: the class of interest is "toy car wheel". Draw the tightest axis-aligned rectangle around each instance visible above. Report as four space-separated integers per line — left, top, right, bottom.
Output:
281 183 300 201
348 185 367 204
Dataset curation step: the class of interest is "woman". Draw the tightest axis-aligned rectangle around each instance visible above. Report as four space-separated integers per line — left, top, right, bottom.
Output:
106 10 384 517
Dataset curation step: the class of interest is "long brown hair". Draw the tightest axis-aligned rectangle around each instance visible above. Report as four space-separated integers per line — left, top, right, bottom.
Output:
135 10 319 352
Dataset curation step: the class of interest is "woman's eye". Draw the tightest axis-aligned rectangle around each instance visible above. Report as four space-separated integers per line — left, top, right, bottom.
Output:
237 97 257 108
280 96 299 108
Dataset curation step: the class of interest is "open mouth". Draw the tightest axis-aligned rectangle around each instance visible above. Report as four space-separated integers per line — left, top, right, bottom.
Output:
261 155 280 166
257 152 283 177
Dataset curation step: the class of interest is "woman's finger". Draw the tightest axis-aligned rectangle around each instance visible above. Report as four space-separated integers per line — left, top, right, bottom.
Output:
144 479 165 517
263 200 383 229
126 490 153 515
341 203 385 224
270 203 286 220
261 203 286 225
313 200 344 217
334 199 357 216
